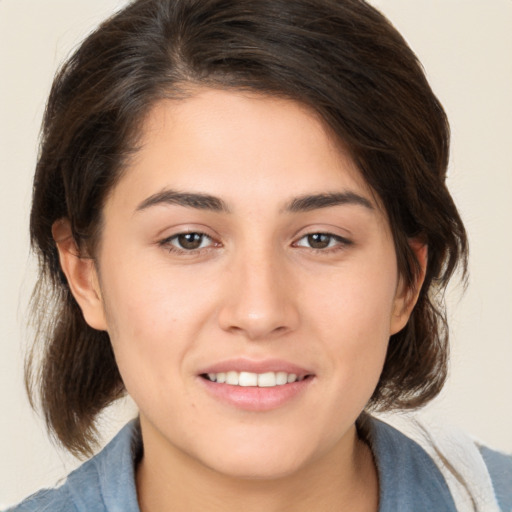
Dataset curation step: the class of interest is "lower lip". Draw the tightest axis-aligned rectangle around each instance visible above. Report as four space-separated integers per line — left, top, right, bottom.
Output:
198 377 313 412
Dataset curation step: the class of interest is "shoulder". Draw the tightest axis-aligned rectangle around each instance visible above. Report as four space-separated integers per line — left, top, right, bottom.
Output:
5 420 141 512
366 416 458 512
367 414 512 512
4 485 75 512
479 444 512 511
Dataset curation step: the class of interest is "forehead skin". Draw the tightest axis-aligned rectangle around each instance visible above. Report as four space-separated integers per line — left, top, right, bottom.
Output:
110 89 382 220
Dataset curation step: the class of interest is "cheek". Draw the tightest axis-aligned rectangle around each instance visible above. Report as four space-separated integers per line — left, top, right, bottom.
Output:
310 258 398 342
97 255 219 387
101 252 210 330
307 250 398 386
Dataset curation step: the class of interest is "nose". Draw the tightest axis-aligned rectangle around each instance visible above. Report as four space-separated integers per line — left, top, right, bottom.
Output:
217 247 300 341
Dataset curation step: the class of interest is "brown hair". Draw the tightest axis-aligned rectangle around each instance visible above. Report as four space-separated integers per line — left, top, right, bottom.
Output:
27 0 468 457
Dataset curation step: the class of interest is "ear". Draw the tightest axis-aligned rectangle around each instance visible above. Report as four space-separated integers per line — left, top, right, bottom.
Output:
390 239 428 335
52 219 107 331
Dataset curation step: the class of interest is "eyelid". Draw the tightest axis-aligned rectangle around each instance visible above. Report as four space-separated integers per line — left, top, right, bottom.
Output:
156 225 353 255
159 230 221 254
292 231 353 251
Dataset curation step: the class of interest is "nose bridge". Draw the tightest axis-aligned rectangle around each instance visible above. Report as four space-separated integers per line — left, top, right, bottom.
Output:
218 239 298 340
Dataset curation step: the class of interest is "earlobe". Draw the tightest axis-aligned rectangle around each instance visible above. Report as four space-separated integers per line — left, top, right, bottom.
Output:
52 219 107 331
390 240 428 335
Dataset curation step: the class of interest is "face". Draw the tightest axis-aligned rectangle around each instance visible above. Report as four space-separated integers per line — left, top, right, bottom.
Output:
79 89 414 479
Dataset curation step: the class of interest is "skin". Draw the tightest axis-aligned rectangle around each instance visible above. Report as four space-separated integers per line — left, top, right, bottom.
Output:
55 89 425 512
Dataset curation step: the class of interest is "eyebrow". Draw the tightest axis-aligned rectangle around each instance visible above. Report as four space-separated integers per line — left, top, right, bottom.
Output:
136 190 230 213
135 189 373 214
284 192 374 213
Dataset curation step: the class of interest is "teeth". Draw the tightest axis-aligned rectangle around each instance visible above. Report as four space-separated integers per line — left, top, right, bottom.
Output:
276 372 288 385
258 372 276 387
205 371 304 387
239 371 258 387
226 371 239 385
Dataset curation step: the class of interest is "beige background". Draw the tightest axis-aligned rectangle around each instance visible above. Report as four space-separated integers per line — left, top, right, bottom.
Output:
1 0 511 506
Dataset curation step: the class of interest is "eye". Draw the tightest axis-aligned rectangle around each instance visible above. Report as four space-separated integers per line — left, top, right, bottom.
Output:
162 232 215 252
294 233 351 250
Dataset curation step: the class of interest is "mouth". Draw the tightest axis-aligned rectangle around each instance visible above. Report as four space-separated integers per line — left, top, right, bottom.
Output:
200 371 311 387
197 360 315 411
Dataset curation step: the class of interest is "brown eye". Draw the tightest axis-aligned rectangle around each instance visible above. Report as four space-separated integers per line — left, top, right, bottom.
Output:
160 231 219 254
294 232 352 251
306 233 331 249
176 233 206 250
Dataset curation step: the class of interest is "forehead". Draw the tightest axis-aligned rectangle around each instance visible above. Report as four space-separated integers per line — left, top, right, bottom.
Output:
110 88 379 214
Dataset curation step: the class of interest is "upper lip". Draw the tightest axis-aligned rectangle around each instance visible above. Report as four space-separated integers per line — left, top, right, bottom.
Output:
198 358 313 378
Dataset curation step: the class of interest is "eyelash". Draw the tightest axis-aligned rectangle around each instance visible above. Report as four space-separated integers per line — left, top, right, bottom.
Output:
293 233 353 253
159 232 217 255
159 231 352 255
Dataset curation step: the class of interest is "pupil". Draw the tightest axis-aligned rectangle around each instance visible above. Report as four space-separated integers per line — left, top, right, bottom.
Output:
178 233 202 249
308 233 330 249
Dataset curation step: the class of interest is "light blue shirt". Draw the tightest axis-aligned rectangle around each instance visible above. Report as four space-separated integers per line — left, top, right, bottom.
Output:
7 418 512 511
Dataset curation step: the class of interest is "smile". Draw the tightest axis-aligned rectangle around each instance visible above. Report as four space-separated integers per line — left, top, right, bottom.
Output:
203 371 308 387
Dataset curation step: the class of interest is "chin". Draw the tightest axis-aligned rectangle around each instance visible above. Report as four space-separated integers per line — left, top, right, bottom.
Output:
203 451 308 481
191 427 322 481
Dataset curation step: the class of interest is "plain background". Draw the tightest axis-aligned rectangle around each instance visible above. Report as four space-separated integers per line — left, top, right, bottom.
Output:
1 0 511 506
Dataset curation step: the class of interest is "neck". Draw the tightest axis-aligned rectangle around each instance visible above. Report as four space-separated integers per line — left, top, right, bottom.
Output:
136 419 379 512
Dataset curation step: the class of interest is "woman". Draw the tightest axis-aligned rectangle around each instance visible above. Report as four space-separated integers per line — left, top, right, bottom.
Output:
8 0 511 510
